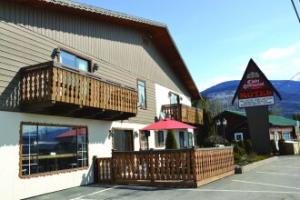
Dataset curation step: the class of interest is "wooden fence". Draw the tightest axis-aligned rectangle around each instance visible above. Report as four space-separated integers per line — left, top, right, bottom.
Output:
95 147 234 187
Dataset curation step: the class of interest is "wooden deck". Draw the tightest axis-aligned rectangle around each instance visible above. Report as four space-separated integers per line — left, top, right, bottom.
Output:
20 61 138 120
95 147 234 187
161 104 203 125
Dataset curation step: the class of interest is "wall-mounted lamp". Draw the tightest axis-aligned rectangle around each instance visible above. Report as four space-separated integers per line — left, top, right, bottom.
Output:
216 118 227 138
216 118 227 127
92 63 99 72
51 48 60 61
222 119 227 126
108 129 114 138
134 131 139 138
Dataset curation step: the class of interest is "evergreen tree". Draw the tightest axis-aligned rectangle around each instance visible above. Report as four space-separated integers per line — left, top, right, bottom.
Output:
194 98 217 146
165 130 178 149
293 113 300 121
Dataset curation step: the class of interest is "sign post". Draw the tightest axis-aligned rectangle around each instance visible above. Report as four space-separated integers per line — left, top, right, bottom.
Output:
232 59 281 154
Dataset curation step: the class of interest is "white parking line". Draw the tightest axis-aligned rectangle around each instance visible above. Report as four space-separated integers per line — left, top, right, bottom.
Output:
69 186 118 200
256 171 300 177
182 189 300 195
266 165 300 169
232 179 300 190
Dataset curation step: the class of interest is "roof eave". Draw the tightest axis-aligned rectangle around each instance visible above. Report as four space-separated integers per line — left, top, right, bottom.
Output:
15 0 201 100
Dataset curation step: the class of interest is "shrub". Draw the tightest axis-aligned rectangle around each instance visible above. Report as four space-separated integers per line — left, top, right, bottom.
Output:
244 140 253 154
237 140 245 149
270 139 278 154
233 142 246 164
203 135 229 147
165 130 178 149
278 139 286 155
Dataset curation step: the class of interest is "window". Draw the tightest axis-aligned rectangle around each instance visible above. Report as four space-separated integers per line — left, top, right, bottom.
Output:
155 131 165 147
179 132 193 148
113 129 134 152
20 123 88 177
137 80 146 109
188 132 193 147
140 131 150 150
60 50 90 72
169 92 179 104
283 132 291 141
234 132 244 141
179 132 185 148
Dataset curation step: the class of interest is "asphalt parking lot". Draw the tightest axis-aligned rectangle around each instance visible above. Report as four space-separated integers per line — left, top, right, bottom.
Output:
28 156 300 200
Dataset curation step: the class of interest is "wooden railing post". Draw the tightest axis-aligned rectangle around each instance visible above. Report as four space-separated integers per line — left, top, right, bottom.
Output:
111 149 115 183
191 147 198 187
150 149 154 183
93 156 98 184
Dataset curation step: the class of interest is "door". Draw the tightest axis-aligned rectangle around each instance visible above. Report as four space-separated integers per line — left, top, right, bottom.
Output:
113 129 134 152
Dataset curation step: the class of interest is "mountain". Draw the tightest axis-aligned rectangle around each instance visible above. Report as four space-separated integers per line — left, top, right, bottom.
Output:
201 80 300 118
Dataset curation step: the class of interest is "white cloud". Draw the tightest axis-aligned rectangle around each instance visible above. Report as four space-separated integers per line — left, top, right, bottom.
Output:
253 40 300 81
260 41 300 60
197 41 300 92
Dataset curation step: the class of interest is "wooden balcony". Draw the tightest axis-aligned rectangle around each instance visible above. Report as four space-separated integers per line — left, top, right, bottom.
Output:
161 104 203 125
20 61 138 120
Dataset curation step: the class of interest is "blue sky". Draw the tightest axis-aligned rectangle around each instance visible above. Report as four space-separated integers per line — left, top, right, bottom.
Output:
77 0 300 91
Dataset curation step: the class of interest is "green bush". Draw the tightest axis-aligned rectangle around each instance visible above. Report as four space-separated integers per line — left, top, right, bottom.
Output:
233 142 246 163
233 141 246 164
278 139 286 155
165 130 178 149
244 140 253 154
270 139 278 154
237 140 245 149
203 135 230 147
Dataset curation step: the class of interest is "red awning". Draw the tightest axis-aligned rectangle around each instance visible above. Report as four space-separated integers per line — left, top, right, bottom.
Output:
141 118 195 131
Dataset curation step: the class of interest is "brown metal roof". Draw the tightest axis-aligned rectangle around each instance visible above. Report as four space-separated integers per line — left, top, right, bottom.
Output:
16 0 201 100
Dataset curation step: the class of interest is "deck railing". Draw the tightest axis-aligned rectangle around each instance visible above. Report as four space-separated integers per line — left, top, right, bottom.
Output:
161 104 203 125
20 61 137 119
95 147 234 187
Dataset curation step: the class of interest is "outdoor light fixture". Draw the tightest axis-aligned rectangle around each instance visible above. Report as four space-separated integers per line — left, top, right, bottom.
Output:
134 131 139 138
222 119 227 126
51 48 61 60
92 63 99 72
108 129 114 138
216 118 227 126
216 118 227 138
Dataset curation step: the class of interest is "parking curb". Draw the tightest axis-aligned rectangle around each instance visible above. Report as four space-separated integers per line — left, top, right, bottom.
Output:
235 156 279 174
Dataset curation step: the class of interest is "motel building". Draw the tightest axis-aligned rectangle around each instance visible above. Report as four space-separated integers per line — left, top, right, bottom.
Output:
0 0 203 199
214 110 298 147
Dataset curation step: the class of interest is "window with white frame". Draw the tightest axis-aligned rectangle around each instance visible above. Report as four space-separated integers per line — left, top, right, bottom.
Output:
137 80 146 109
282 132 291 141
60 49 90 72
234 132 244 141
155 131 164 147
179 131 193 148
140 131 149 150
20 123 88 177
169 92 179 104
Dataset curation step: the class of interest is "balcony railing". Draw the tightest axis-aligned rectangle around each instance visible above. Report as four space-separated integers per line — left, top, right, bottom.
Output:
161 104 203 125
20 61 138 120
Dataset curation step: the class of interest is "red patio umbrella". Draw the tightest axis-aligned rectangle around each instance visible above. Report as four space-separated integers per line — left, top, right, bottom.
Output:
140 118 195 131
56 128 87 138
